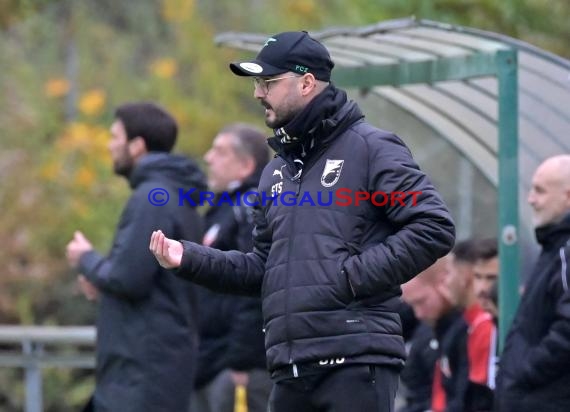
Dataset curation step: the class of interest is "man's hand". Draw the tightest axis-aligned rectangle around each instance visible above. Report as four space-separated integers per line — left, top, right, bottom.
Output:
77 275 99 301
230 371 250 387
66 231 93 268
149 230 183 269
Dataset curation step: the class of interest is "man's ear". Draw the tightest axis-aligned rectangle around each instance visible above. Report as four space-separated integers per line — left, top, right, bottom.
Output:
564 186 570 209
241 156 256 179
128 136 148 160
300 73 317 96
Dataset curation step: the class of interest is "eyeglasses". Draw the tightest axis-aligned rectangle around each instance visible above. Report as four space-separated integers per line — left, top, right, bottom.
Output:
253 75 300 94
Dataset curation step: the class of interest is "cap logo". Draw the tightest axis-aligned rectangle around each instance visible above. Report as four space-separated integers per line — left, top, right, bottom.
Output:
239 62 263 74
295 65 308 73
263 38 277 48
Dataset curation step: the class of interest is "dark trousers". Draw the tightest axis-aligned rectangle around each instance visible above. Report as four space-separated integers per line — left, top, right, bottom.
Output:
269 365 399 412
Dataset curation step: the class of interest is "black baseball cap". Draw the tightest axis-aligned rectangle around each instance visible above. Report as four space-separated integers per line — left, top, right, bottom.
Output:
229 31 334 81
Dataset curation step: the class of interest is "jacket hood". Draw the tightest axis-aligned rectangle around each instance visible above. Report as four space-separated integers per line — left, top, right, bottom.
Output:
318 98 363 146
129 152 207 193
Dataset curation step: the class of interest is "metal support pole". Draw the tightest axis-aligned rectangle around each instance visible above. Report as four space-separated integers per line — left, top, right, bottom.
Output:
457 157 474 239
23 340 43 412
496 49 520 351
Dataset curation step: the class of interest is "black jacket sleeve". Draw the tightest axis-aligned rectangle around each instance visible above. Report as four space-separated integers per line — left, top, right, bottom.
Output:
343 132 455 297
79 186 174 300
176 195 270 296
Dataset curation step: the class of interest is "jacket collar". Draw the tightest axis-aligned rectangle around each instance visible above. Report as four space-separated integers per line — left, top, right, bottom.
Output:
267 84 363 159
535 212 570 250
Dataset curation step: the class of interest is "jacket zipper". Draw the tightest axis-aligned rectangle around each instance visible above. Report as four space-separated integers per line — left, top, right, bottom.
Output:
285 174 302 367
277 147 320 367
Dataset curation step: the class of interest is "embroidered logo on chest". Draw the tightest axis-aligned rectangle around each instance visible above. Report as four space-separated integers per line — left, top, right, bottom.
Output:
321 159 344 188
273 165 285 180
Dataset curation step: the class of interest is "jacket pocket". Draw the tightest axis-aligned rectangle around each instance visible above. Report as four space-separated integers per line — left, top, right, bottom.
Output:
341 241 362 300
335 253 355 305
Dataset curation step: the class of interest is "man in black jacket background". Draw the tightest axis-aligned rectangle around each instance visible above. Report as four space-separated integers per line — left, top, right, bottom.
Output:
496 154 570 412
190 123 272 412
150 31 455 412
66 102 205 412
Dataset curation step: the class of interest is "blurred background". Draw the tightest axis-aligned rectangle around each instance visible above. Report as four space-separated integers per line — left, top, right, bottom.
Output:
0 0 569 410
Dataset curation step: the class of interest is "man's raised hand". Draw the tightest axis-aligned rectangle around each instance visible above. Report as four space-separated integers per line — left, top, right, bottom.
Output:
149 230 183 269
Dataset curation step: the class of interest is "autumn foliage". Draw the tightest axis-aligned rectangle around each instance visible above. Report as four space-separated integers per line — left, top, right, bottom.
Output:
0 0 568 410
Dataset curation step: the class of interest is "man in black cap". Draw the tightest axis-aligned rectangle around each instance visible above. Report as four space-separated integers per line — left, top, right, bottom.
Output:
150 31 455 412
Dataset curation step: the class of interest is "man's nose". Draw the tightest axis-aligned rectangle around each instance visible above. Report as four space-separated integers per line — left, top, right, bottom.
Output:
254 88 265 99
527 190 536 205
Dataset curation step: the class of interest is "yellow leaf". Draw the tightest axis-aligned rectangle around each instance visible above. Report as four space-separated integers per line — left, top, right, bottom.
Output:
150 58 178 79
74 166 96 188
286 0 316 15
79 90 106 117
56 123 90 151
57 123 110 152
44 78 70 98
39 161 62 181
161 0 195 22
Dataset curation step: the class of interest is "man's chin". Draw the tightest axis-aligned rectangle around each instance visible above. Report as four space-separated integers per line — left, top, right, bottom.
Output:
533 219 555 229
264 112 277 128
531 214 545 228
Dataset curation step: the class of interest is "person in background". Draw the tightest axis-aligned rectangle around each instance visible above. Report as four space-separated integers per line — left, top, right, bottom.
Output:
396 299 437 412
190 123 272 412
496 155 570 412
445 239 497 411
472 239 499 319
66 102 205 412
402 257 469 412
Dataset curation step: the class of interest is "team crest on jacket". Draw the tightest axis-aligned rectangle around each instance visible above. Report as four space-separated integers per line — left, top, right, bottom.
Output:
321 159 344 187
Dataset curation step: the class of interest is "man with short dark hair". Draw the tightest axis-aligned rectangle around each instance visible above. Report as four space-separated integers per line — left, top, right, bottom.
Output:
150 31 455 412
472 239 499 317
445 239 497 411
66 102 206 412
496 155 570 412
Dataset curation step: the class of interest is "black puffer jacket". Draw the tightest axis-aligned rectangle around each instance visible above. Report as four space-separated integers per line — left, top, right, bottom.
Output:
80 153 206 412
177 87 455 373
496 214 570 412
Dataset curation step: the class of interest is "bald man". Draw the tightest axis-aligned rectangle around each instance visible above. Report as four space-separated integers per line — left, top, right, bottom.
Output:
496 155 570 412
